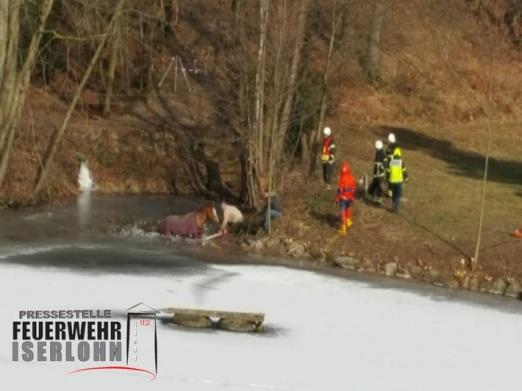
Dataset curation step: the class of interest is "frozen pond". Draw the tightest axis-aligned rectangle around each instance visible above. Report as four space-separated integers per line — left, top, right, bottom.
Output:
0 196 521 390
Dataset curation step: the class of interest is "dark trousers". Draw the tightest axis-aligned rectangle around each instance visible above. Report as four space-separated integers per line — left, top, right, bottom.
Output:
368 177 383 198
390 183 402 212
323 163 333 184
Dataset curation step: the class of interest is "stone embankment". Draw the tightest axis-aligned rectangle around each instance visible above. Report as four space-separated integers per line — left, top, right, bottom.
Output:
238 235 522 300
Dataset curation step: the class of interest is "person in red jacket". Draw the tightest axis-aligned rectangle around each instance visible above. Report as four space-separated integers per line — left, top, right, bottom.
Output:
336 161 356 235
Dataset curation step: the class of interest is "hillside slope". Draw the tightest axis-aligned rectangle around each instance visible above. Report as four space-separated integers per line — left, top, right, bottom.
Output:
2 0 522 278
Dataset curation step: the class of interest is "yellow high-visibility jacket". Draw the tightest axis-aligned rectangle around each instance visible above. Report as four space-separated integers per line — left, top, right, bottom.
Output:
388 157 408 184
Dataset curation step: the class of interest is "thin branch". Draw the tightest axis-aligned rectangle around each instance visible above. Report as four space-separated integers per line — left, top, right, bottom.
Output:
43 29 109 42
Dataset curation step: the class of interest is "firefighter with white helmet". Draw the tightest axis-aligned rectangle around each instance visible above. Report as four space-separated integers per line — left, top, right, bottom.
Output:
367 139 386 204
321 126 336 185
385 133 399 164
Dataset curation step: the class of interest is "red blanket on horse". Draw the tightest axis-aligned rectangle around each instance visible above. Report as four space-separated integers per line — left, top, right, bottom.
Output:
158 212 202 238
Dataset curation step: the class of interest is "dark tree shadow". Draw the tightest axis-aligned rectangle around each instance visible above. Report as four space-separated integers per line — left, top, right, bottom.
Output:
373 126 522 188
115 3 248 204
198 144 236 201
126 86 239 202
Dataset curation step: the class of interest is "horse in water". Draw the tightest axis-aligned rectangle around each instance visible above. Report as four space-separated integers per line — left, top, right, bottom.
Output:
158 203 219 238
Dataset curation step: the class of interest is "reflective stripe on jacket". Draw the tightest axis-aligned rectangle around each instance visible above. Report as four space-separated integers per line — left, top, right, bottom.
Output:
373 162 385 178
321 136 335 163
337 185 356 201
373 149 386 178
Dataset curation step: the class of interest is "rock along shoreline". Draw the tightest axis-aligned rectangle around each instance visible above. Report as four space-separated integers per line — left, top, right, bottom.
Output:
224 233 522 301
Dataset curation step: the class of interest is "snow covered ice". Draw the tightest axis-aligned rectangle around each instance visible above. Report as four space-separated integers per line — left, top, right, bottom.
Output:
1 260 522 391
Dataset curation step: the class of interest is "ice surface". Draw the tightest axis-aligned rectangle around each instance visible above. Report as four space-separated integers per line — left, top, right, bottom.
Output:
1 262 521 391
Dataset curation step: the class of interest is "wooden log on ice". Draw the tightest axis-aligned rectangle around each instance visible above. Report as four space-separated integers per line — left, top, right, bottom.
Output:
218 318 262 332
162 307 265 332
171 313 212 328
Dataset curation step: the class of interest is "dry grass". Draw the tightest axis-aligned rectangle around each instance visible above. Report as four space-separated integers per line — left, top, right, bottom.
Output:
283 119 522 278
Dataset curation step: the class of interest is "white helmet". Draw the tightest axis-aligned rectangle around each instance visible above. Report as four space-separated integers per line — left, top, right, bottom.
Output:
323 126 331 136
388 133 396 143
375 140 383 150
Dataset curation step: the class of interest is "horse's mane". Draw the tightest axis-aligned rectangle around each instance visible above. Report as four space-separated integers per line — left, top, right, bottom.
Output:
196 203 214 214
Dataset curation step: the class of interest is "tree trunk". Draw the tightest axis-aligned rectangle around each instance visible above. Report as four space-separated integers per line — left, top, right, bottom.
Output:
0 0 21 153
266 0 286 186
365 0 386 84
472 0 484 13
309 0 337 176
0 0 8 89
275 0 309 185
33 0 126 198
103 16 121 116
242 0 309 207
472 111 491 269
278 0 308 139
0 0 54 189
254 0 269 176
246 0 270 209
472 54 495 270
301 129 309 158
0 121 15 182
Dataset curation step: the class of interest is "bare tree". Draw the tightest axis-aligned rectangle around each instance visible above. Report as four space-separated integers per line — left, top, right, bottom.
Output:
365 0 386 84
33 0 126 198
238 0 310 209
103 13 122 116
472 53 495 270
245 0 270 208
0 0 55 188
0 0 7 86
309 0 342 175
275 0 309 184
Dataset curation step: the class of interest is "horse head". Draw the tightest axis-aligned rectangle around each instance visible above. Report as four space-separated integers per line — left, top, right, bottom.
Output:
204 203 219 224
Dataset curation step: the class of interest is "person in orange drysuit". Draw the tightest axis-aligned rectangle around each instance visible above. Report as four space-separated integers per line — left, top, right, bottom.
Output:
336 161 356 235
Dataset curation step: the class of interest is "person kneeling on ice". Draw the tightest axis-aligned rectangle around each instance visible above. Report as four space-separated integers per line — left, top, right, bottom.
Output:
336 162 356 235
220 201 244 234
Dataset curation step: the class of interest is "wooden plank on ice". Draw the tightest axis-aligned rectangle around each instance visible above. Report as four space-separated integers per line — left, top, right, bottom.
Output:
162 307 265 332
